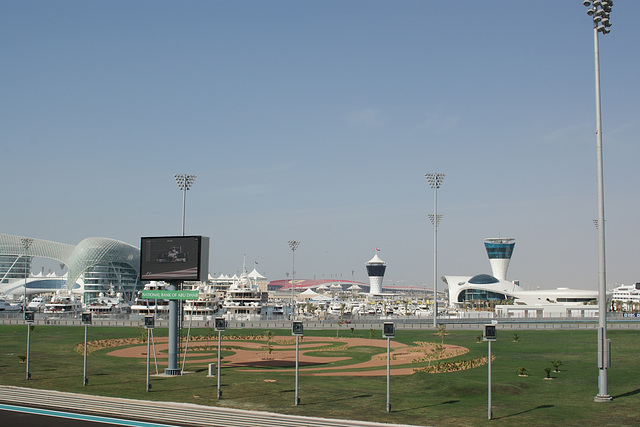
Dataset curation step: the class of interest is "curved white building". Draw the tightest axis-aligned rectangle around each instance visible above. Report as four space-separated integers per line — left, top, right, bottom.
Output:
442 238 600 308
0 233 140 303
366 252 386 295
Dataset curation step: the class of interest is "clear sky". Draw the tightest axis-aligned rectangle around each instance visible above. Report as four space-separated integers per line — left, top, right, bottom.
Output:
2 1 638 291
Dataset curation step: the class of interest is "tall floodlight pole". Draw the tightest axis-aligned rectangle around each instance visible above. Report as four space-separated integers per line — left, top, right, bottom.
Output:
425 173 445 328
583 0 613 403
168 174 195 376
288 241 300 320
21 238 34 381
174 174 197 236
21 238 34 309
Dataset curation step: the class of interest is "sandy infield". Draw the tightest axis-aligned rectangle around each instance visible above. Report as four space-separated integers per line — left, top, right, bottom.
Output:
107 336 469 377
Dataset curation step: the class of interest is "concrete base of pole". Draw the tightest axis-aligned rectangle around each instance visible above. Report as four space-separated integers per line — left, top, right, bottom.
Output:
594 395 612 402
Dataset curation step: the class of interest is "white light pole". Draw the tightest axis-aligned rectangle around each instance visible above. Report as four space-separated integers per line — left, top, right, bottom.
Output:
22 237 34 381
217 328 222 399
425 173 445 328
288 241 300 320
583 0 613 403
146 328 151 392
174 174 197 236
173 173 196 374
21 238 34 309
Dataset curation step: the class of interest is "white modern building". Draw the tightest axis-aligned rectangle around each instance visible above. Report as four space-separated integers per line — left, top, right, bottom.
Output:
442 238 601 312
0 233 140 304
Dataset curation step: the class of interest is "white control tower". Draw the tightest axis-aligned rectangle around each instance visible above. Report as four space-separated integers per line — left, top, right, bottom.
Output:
366 251 386 294
484 238 516 281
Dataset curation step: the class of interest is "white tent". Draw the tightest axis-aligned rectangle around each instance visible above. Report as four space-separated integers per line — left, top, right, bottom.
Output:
248 268 266 280
300 288 319 299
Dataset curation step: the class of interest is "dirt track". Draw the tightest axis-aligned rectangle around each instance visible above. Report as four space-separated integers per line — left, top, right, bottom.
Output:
107 336 469 377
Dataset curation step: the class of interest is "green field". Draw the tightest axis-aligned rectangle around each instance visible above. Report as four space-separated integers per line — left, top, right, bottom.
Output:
1 325 639 426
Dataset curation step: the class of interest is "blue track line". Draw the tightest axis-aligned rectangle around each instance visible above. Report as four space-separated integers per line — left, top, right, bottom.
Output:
0 403 180 427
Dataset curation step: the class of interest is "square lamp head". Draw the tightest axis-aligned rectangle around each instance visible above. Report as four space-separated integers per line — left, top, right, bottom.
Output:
292 321 304 336
144 316 155 329
81 312 92 325
484 324 497 341
383 322 395 338
214 317 226 332
24 311 35 323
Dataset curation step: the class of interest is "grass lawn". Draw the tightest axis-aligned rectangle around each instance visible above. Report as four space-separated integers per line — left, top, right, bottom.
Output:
1 325 639 426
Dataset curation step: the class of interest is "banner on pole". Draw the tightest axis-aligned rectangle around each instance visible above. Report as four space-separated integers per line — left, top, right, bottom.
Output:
140 290 199 300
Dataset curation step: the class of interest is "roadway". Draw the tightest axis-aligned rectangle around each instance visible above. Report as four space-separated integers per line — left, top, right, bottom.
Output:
1 404 179 427
0 386 417 427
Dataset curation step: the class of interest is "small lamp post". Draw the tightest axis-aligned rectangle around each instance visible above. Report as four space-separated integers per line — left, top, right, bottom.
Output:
215 317 226 399
483 323 497 420
24 311 34 380
81 312 92 386
292 320 304 406
144 315 155 392
383 322 395 413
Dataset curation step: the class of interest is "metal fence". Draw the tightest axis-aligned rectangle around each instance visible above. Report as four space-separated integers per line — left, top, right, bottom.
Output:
1 312 639 330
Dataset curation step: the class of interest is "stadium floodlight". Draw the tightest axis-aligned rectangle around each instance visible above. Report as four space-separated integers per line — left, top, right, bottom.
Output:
174 174 197 236
425 173 445 328
288 240 300 320
583 0 613 403
21 238 34 309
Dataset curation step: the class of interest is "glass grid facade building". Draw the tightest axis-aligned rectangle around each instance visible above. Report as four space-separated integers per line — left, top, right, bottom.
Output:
0 233 140 303
0 255 30 282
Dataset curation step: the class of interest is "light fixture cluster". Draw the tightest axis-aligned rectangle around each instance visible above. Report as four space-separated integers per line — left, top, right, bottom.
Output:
174 174 197 190
288 240 300 252
428 213 443 227
583 1 613 34
425 173 446 189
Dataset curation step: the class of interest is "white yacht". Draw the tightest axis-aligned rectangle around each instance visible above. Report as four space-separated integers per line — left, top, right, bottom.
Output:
131 281 171 316
27 295 49 312
0 298 21 312
271 303 284 316
44 288 82 315
86 292 131 315
183 282 220 320
222 269 262 320
326 301 344 316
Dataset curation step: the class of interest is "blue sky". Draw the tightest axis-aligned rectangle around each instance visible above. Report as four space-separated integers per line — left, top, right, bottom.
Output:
2 1 638 290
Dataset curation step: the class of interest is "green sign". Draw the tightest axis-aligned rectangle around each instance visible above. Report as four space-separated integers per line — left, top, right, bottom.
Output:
140 290 199 300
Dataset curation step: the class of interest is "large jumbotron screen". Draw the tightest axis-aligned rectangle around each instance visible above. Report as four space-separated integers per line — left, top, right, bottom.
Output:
140 236 209 282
